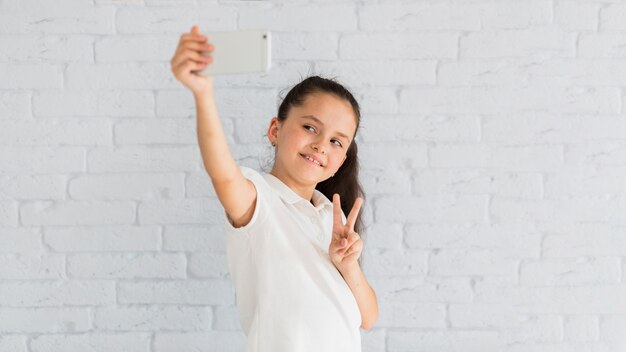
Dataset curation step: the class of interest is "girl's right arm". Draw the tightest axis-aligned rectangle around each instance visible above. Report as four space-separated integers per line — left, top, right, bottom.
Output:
171 25 257 228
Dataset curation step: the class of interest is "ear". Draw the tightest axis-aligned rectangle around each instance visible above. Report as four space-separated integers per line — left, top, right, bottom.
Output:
267 117 280 144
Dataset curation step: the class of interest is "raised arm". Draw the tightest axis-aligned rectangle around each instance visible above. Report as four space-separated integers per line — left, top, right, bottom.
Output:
171 25 257 228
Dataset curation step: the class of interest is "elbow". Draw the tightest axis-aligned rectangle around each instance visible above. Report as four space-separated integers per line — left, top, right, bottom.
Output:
360 314 378 330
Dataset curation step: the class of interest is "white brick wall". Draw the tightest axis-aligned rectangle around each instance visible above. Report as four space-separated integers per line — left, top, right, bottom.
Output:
1 0 625 351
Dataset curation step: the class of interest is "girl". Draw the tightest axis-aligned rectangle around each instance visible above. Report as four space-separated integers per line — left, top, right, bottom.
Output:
170 25 378 351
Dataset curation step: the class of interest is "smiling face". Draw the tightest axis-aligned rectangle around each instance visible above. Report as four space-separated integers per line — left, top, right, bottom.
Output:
268 91 358 198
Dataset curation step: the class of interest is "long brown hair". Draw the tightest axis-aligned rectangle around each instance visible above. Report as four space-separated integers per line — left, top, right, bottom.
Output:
275 75 366 244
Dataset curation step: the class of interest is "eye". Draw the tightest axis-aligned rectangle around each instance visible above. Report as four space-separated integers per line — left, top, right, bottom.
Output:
332 139 343 148
303 125 316 133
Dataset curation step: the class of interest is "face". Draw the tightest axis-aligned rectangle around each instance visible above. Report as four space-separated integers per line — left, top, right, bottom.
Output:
268 92 357 187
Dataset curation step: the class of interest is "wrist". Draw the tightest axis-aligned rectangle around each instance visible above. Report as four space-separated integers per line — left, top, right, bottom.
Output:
193 87 214 101
338 262 362 278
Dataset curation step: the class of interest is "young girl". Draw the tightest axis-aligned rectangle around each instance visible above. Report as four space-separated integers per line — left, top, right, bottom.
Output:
171 25 378 351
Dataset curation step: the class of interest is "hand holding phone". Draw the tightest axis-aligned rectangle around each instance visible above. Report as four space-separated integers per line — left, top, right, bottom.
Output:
170 25 216 96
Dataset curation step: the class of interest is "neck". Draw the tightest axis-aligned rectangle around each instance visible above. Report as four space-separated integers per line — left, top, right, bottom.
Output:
269 167 315 202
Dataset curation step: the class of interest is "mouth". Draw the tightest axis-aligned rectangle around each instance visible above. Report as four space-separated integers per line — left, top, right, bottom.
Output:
300 153 324 167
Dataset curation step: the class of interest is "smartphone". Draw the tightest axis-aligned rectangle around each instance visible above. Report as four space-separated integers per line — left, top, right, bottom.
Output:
196 29 271 76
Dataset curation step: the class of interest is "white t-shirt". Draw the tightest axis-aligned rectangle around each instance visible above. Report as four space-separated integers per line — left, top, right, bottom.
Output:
224 166 362 352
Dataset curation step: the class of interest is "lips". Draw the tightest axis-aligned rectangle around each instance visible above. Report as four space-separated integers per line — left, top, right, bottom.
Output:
300 153 324 167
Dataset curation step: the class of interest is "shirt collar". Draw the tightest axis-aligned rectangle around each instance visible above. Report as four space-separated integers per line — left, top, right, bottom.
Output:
263 172 333 210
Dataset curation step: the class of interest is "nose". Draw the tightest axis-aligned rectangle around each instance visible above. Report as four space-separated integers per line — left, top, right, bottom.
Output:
312 142 326 154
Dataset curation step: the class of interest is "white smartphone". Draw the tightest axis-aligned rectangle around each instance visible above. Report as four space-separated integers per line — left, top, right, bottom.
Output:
196 29 271 76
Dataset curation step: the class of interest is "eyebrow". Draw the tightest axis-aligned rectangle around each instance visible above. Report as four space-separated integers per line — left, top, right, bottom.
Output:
300 115 352 143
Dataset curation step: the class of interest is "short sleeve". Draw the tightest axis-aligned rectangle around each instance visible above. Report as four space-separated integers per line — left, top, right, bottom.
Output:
223 166 267 234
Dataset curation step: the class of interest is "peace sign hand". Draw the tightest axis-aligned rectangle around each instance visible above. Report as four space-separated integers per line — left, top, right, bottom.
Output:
329 193 364 274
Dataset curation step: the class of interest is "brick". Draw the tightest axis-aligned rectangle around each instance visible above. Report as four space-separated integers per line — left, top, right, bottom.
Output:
490 196 555 223
154 332 245 352
66 63 176 90
543 223 626 257
0 175 66 200
0 281 114 307
360 249 428 276
87 146 201 172
116 6 236 34
316 60 437 87
564 315 599 342
0 335 26 352
188 252 229 278
359 115 480 143
0 120 111 146
273 32 338 61
376 194 489 224
377 302 446 328
340 33 458 60
430 248 520 277
238 4 357 32
579 33 626 58
520 257 621 286
162 225 226 252
0 228 41 253
405 223 541 258
358 2 481 31
94 306 210 331
118 280 234 305
138 198 223 225
0 92 30 119
528 59 626 86
356 88 397 114
482 114 626 144
411 169 543 199
400 87 620 114
555 1 599 30
0 201 18 226
95 35 177 62
0 146 85 175
30 333 151 352
0 254 64 279
545 165 626 197
0 35 93 62
185 172 218 198
429 144 563 172
44 225 160 252
438 59 529 86
359 142 428 170
0 64 63 89
600 3 626 30
360 168 411 196
67 253 186 279
0 5 114 34
34 91 154 118
21 201 135 226
460 28 576 59
115 118 195 145
213 305 240 331
69 173 184 200
565 141 626 166
0 308 89 333
474 280 626 314
479 0 552 29
550 195 626 223
388 330 503 351
369 276 472 304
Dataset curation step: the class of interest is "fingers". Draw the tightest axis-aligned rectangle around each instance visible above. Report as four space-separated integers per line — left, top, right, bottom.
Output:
345 196 363 233
171 47 212 71
332 193 343 235
171 27 215 77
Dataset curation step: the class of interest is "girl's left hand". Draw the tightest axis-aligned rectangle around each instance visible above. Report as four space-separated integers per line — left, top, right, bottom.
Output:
329 194 364 273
